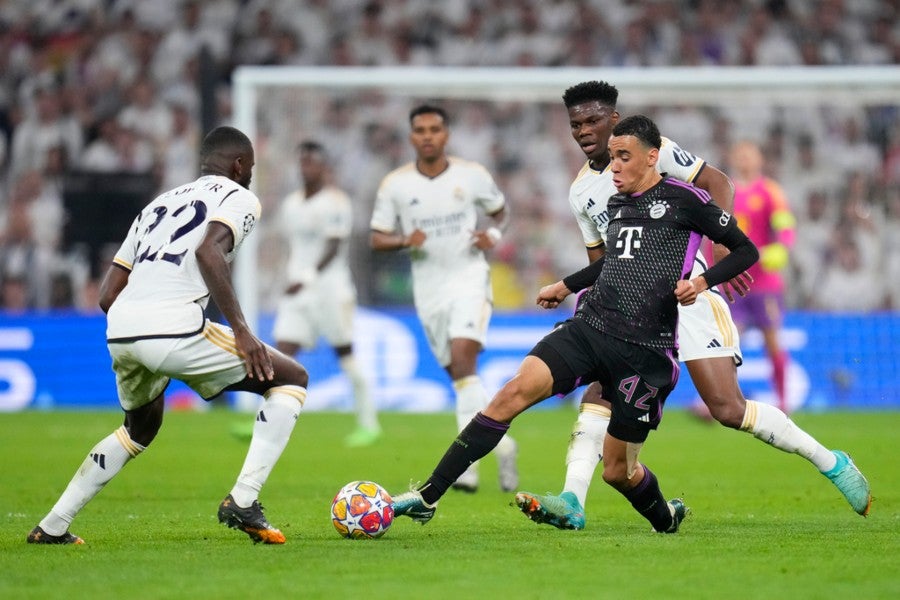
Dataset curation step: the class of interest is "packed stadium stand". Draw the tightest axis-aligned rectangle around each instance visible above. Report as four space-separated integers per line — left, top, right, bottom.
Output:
0 0 897 311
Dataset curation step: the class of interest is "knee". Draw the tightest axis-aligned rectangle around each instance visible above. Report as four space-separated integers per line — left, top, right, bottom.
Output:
125 405 163 447
704 394 745 429
485 381 528 422
289 361 310 389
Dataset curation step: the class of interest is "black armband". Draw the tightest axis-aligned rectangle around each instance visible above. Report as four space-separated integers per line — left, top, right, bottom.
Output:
562 256 606 293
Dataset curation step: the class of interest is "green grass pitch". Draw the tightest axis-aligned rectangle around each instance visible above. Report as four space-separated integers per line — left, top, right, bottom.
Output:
1 408 897 599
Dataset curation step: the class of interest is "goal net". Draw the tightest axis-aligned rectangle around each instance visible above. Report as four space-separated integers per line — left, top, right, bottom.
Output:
232 65 900 322
230 66 900 412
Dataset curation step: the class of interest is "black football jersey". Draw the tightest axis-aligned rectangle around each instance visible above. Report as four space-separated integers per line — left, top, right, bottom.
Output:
575 176 741 348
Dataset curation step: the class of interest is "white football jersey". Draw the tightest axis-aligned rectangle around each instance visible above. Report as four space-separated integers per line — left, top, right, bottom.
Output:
107 175 261 341
568 136 705 247
371 157 505 307
278 184 354 291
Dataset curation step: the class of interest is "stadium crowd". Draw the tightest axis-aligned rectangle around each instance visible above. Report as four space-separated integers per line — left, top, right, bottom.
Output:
0 0 898 312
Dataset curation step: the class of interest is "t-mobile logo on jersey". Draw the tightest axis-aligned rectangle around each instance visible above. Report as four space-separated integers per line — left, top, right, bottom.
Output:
615 226 643 258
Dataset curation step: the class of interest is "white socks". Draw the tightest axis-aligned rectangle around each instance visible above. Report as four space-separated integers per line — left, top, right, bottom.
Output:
339 355 379 431
40 426 145 536
741 400 836 472
558 399 838 515
564 403 611 508
230 386 307 507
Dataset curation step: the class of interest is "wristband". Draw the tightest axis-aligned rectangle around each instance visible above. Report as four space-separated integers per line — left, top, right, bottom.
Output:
486 227 502 244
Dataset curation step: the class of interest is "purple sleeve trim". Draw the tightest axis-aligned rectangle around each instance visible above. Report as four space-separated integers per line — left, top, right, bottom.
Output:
682 231 703 278
667 178 712 204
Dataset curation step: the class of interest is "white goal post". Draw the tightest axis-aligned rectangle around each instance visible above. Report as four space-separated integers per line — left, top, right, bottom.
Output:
231 64 900 329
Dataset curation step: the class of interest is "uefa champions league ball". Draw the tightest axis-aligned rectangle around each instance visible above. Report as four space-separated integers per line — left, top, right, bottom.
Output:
330 480 394 539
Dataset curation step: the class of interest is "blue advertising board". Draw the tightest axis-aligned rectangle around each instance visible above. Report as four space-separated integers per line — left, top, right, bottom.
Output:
0 309 897 412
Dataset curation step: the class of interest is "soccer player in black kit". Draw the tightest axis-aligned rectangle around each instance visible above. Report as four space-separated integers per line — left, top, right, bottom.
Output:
392 115 759 534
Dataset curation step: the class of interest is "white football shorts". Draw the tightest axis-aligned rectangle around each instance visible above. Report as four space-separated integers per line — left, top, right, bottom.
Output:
272 286 356 349
417 289 492 367
676 289 742 365
109 320 249 410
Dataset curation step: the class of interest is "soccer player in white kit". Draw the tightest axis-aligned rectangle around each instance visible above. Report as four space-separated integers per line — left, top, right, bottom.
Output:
272 140 380 448
27 127 309 545
370 104 518 493
514 81 871 529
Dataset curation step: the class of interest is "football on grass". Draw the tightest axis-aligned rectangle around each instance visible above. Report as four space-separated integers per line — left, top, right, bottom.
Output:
331 480 394 539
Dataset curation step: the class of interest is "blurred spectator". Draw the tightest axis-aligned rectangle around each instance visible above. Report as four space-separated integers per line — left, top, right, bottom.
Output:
159 96 199 190
883 189 900 308
781 133 840 216
815 236 886 312
0 174 57 309
80 115 121 171
832 115 882 178
0 0 896 313
791 190 836 307
11 85 83 180
117 79 173 151
80 115 154 173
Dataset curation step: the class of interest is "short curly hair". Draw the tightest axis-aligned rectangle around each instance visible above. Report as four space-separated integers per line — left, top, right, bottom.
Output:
562 81 619 109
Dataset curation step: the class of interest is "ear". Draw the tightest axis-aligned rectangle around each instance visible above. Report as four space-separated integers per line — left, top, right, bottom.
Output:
647 147 659 167
610 110 620 125
232 156 243 179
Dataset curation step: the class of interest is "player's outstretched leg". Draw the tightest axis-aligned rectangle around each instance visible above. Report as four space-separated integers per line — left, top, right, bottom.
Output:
391 488 438 524
395 412 512 525
739 400 872 515
822 450 872 516
514 491 585 530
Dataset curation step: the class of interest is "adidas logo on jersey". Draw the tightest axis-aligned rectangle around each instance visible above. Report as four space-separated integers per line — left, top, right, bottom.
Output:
707 339 722 349
637 413 650 423
256 411 267 423
409 197 420 206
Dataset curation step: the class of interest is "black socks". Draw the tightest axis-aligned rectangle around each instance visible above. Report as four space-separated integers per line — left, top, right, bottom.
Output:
622 466 673 532
419 413 509 505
